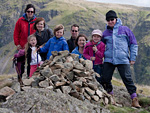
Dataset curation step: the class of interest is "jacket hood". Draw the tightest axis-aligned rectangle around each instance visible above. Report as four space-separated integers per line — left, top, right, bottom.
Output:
106 18 122 30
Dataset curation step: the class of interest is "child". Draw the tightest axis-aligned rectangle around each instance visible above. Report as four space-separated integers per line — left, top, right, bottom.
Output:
13 49 25 85
25 34 42 78
39 24 69 59
83 29 105 81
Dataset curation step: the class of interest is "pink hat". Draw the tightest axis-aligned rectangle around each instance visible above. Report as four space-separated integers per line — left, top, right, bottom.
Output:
92 29 102 37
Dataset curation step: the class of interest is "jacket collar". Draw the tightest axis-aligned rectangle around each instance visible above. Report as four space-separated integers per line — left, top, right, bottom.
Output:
22 13 36 21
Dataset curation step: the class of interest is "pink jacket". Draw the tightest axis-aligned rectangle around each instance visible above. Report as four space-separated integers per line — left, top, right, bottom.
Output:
14 49 25 58
83 41 105 65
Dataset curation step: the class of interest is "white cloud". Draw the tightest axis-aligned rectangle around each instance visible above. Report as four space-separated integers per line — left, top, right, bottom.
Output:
87 0 150 7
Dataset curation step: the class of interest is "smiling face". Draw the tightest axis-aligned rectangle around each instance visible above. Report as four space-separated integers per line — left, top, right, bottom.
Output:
92 34 101 43
36 20 44 32
29 36 37 47
71 26 79 39
77 36 87 48
26 8 34 20
55 29 64 38
107 18 117 28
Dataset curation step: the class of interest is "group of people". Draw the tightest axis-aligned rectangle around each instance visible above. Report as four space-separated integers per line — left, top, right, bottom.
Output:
13 4 141 108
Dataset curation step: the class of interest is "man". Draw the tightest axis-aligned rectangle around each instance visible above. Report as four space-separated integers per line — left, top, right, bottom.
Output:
13 4 36 80
67 24 79 52
100 10 141 108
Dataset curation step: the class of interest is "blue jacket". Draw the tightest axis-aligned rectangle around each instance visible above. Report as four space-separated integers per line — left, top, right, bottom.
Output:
40 36 69 59
103 18 138 65
72 46 86 59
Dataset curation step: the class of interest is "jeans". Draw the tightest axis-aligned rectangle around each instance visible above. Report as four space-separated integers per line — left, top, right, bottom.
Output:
100 62 136 95
93 64 103 83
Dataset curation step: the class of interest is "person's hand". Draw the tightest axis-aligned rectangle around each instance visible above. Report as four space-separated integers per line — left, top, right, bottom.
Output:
93 45 97 53
130 61 135 65
90 57 96 61
17 45 21 50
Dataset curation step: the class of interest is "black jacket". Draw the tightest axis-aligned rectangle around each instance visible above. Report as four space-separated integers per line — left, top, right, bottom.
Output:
26 47 39 77
35 28 53 61
67 37 76 53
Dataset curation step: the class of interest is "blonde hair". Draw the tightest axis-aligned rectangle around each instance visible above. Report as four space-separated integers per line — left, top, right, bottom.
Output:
53 24 64 36
25 34 37 58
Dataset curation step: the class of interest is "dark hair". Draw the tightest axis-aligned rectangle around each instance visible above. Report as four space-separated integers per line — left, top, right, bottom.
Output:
54 24 64 36
71 24 79 31
24 4 35 13
75 34 88 47
33 17 45 30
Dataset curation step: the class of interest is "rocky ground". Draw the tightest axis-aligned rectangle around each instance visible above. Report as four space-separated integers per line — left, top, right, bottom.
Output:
0 51 149 113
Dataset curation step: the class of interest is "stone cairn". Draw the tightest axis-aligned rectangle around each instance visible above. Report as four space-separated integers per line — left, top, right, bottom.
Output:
22 50 114 105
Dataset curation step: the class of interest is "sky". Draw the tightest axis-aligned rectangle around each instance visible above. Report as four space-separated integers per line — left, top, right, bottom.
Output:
87 0 150 7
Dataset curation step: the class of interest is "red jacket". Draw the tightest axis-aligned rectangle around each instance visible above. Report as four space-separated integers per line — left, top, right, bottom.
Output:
13 14 36 48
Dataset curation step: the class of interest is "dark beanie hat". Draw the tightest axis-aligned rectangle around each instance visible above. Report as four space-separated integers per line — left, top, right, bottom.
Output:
106 10 117 21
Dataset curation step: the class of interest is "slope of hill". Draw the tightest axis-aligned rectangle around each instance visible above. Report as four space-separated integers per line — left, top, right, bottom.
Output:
0 0 150 85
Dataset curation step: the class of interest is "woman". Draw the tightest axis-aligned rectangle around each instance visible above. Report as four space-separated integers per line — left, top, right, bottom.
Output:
33 17 53 61
72 34 88 59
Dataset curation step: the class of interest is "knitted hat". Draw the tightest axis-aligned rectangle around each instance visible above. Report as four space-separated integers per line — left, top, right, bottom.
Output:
92 29 102 37
106 10 117 21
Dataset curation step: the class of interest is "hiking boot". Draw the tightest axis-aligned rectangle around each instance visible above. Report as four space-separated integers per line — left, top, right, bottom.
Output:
132 97 141 108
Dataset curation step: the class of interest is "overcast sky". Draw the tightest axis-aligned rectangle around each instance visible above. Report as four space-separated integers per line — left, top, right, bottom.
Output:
87 0 150 7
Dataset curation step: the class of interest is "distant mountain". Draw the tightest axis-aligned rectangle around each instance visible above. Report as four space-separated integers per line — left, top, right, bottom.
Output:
0 0 150 85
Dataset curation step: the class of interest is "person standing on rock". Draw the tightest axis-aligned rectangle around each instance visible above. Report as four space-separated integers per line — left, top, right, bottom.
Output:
67 24 80 52
72 34 88 59
100 10 141 108
83 29 105 81
33 17 53 61
39 24 69 59
13 4 36 79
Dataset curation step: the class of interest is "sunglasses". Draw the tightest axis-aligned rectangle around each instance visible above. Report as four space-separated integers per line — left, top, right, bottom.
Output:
27 11 34 13
107 18 115 22
72 30 78 32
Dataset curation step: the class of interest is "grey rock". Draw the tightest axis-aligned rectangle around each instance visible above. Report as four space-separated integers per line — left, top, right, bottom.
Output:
66 71 74 81
39 79 49 88
53 69 61 75
66 56 74 62
61 86 72 94
11 82 21 93
1 89 110 113
40 65 53 77
84 60 93 70
0 108 14 113
49 74 60 82
0 86 15 97
58 50 69 57
23 78 34 86
62 62 73 73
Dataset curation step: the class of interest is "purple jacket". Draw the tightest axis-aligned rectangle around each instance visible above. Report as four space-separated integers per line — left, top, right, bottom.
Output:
14 49 25 58
103 18 138 64
83 41 105 65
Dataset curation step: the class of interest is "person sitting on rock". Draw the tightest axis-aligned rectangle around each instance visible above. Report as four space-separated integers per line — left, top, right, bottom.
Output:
72 34 88 59
39 24 69 59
